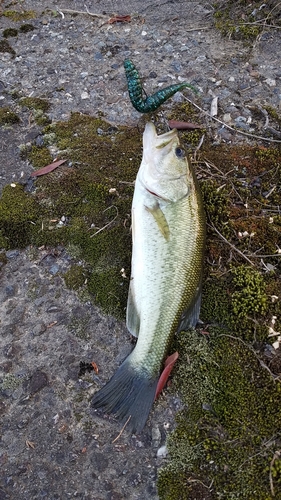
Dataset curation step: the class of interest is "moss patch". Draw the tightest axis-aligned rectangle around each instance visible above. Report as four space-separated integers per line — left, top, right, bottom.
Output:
1 10 36 21
19 97 50 113
213 0 279 41
3 28 18 38
19 23 35 33
0 113 140 317
0 184 40 248
0 39 16 57
158 330 281 499
63 264 88 291
0 107 20 125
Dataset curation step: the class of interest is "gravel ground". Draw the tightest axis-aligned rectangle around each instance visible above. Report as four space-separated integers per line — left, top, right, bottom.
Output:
1 1 281 499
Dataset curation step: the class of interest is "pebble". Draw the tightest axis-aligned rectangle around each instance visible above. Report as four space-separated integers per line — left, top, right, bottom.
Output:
223 113 232 123
151 425 161 448
6 250 20 259
265 78 276 87
28 370 48 395
157 445 168 458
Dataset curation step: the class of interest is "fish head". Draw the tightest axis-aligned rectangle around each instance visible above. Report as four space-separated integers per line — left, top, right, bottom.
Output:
139 122 192 202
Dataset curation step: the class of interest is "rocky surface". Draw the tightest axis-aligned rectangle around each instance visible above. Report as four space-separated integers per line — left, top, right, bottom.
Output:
1 1 281 499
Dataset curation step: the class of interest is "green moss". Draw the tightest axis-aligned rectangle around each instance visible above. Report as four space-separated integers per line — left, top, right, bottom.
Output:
0 251 7 265
158 331 281 499
28 146 53 169
19 97 50 113
19 23 35 33
0 107 20 125
0 184 41 248
3 28 18 37
231 265 268 318
201 265 272 342
2 10 36 21
200 180 230 237
213 1 271 41
63 264 87 290
0 373 21 391
0 113 139 316
0 39 16 56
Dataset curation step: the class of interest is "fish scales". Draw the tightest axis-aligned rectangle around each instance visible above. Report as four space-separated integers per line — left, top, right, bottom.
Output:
92 122 205 433
129 188 204 374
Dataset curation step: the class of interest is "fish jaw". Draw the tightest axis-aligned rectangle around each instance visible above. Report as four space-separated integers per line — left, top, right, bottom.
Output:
138 122 190 202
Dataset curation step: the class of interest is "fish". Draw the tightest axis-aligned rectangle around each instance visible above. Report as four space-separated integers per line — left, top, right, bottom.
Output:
91 122 205 433
124 59 197 113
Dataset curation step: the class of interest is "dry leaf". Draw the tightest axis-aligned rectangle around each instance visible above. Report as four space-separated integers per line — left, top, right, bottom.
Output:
155 351 179 399
91 361 99 374
108 15 131 24
168 120 203 130
31 159 67 177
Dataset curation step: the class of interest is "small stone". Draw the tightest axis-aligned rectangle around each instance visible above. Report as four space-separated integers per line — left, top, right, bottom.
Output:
223 113 232 123
196 54 206 63
151 425 161 447
6 250 19 259
46 305 61 313
265 78 276 87
32 323 47 336
5 285 16 297
28 370 48 394
157 445 168 458
81 91 90 100
94 52 103 61
49 264 60 275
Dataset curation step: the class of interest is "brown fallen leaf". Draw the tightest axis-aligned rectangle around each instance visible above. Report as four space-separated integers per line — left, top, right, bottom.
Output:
168 120 203 130
155 351 179 400
91 361 99 374
108 15 131 24
31 159 67 177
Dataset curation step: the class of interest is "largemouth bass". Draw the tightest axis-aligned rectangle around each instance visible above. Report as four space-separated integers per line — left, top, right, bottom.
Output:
92 122 205 433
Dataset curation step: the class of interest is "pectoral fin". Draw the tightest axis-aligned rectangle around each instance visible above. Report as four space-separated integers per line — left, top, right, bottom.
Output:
145 203 170 241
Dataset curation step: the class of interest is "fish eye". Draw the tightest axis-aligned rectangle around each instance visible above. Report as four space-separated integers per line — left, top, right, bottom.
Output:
175 147 185 158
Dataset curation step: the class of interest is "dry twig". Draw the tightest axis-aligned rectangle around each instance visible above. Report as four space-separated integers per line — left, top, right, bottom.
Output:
183 97 281 144
57 7 108 19
89 206 118 238
112 416 131 443
209 223 255 266
270 449 281 496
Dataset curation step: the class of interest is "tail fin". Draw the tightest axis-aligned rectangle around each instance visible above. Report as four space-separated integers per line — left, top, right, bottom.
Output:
91 354 158 434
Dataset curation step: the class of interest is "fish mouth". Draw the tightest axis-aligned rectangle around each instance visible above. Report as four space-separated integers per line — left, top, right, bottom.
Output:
140 122 188 200
143 122 178 152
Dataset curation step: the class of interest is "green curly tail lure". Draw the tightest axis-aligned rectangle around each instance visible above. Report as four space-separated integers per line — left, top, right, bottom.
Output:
124 59 197 113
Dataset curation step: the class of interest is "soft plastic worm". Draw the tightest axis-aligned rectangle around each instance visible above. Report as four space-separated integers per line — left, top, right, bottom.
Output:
124 59 197 113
